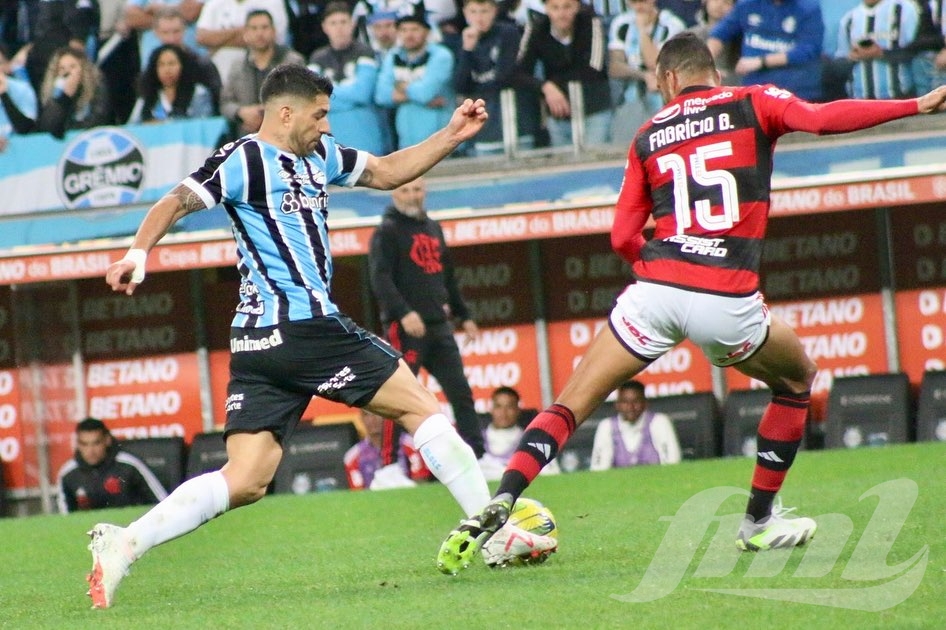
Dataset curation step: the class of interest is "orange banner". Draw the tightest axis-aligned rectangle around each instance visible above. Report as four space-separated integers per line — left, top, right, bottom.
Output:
18 363 80 489
727 294 889 420
894 288 946 384
546 318 714 400
453 323 542 412
0 369 25 489
84 353 204 444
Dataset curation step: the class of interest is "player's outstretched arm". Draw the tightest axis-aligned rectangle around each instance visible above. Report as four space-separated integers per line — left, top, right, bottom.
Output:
356 98 488 190
105 183 207 295
917 85 946 114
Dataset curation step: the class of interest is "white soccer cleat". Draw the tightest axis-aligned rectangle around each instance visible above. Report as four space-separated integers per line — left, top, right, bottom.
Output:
481 523 557 567
736 500 817 552
86 523 135 609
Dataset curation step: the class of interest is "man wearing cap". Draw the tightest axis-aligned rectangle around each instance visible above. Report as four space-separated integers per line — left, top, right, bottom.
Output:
375 2 457 149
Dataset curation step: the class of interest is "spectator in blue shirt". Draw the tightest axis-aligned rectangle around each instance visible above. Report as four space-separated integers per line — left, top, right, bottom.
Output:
308 2 389 154
708 0 824 101
375 4 456 149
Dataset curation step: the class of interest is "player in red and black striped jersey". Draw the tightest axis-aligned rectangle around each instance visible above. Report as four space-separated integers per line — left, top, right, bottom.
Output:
438 31 946 568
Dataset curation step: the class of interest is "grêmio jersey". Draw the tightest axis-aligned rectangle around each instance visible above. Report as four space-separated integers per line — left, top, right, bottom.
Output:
612 83 918 297
182 134 368 328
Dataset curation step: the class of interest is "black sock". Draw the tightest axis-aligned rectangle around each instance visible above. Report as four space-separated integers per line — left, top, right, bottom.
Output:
746 488 777 523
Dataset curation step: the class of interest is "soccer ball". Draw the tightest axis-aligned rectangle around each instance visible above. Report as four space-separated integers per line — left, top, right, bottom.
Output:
509 497 558 540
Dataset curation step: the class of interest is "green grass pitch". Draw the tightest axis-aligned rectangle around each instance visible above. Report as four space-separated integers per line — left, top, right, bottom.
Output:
2 442 944 629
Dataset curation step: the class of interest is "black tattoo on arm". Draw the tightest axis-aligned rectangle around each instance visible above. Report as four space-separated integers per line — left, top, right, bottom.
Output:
356 168 375 187
169 183 207 213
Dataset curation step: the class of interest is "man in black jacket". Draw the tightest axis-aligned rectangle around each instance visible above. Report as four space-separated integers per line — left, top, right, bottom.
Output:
56 418 168 514
368 177 485 469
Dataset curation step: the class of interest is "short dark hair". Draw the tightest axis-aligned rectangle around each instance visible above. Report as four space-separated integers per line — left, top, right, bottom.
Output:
76 417 109 434
617 380 646 398
260 64 334 104
492 386 520 402
322 1 352 21
656 31 716 76
245 9 274 25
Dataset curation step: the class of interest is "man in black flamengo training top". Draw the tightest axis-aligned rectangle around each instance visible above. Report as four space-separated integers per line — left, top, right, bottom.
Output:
368 176 485 473
437 31 946 574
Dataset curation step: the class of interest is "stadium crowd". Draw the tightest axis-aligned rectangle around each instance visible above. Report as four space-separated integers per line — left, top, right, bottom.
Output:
3 0 944 153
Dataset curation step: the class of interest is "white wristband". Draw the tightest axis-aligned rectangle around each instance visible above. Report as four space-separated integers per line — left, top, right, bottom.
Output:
124 248 147 283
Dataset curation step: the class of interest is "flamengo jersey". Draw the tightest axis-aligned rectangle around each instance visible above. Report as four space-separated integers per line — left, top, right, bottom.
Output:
183 134 368 327
617 83 800 297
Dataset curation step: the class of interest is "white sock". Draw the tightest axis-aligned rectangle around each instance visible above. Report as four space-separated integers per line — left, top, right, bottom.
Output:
125 470 230 558
413 413 489 517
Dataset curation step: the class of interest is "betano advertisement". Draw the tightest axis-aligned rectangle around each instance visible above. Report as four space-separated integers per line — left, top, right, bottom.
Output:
1 195 945 491
891 204 946 382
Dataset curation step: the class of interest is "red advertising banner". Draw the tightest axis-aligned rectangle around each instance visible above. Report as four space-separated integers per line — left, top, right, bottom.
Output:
453 243 535 326
0 173 944 287
78 273 196 360
890 203 946 291
546 318 714 400
762 209 881 301
0 369 24 489
769 172 946 217
0 288 24 489
540 235 631 321
727 294 889 420
18 363 80 489
894 288 946 384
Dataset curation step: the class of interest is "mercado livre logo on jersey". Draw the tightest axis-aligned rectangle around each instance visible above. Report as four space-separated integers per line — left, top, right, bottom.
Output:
57 127 145 209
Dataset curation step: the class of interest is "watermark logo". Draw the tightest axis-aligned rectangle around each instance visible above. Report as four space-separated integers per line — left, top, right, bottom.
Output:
612 479 928 611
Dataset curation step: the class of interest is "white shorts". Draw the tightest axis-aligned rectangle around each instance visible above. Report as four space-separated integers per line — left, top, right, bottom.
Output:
609 281 770 367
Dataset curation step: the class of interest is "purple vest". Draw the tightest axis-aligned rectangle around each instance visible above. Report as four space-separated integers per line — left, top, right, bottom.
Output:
610 411 661 467
352 439 382 487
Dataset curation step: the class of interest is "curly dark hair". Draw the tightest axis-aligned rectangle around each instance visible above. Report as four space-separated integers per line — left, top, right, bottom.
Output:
137 44 201 121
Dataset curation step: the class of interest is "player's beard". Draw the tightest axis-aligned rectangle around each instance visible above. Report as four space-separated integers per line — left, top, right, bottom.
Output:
399 204 425 218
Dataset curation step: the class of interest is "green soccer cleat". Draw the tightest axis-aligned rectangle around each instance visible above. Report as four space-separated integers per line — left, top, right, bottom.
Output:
736 500 817 552
437 495 513 575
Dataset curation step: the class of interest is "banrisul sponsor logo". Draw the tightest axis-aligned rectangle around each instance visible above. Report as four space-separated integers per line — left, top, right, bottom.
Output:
57 127 145 209
613 479 928 611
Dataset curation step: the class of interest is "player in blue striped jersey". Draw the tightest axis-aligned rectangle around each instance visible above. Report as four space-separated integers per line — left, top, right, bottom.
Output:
90 64 555 609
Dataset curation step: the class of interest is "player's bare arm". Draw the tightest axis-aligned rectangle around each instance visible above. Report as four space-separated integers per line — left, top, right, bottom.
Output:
105 182 208 295
356 98 488 190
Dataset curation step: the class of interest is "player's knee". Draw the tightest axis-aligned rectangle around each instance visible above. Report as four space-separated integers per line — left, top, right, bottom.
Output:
229 480 269 507
222 468 273 507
